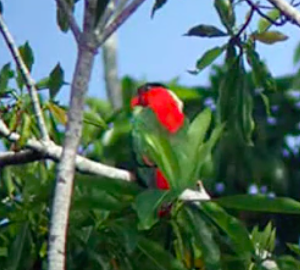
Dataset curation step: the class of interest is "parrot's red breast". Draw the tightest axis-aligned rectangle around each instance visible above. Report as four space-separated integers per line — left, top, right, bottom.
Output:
131 85 184 134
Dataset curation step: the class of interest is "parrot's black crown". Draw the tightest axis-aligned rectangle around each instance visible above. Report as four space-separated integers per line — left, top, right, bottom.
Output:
137 82 167 95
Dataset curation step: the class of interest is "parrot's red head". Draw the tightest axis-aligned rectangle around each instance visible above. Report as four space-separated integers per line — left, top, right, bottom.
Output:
131 83 185 133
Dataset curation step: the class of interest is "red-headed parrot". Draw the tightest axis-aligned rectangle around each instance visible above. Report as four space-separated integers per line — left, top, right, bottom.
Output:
130 82 187 193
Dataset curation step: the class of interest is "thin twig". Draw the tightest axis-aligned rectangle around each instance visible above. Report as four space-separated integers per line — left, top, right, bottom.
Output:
56 0 82 42
0 14 50 141
245 0 286 26
236 6 255 38
95 0 147 46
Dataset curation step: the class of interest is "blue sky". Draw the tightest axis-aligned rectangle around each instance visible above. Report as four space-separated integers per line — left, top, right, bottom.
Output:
0 0 300 103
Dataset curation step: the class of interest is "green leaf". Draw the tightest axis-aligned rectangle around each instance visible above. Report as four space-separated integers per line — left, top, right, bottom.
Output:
151 0 168 18
195 46 226 73
215 195 300 214
188 108 212 149
186 123 224 185
49 63 64 99
47 102 67 125
183 207 221 270
83 111 107 129
134 189 170 230
287 243 300 256
202 202 254 260
252 31 288 45
137 236 187 270
73 192 124 211
16 42 34 89
135 109 181 188
18 42 34 71
258 9 281 33
0 247 7 257
7 222 29 270
293 41 300 65
184 24 227 38
75 174 140 197
214 0 235 33
246 46 276 92
19 113 31 147
35 77 50 91
0 63 14 94
251 222 276 254
277 255 300 270
180 109 212 185
56 0 74 32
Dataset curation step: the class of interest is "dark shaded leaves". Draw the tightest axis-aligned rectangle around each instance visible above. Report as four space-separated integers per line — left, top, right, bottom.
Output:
215 195 300 214
137 236 187 270
184 24 227 38
151 0 168 18
183 207 221 270
49 63 64 99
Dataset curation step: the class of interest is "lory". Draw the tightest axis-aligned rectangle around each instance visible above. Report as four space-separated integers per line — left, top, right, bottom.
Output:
130 82 187 192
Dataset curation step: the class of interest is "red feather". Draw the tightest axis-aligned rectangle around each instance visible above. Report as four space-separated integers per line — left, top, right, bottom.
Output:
131 86 184 133
155 169 170 190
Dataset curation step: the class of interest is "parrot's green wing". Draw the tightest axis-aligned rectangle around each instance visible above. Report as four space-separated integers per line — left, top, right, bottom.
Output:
131 107 189 189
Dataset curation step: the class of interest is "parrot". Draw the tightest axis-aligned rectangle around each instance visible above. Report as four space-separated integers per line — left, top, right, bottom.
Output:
130 82 187 203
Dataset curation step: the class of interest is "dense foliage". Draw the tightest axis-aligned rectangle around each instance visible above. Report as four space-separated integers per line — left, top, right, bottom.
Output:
1 0 300 269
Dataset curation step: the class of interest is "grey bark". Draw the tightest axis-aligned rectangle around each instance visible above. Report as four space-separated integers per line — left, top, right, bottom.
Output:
48 44 96 270
102 34 122 109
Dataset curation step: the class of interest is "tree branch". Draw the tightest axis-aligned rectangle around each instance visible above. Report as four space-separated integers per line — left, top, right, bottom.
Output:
103 34 122 109
48 0 147 268
0 14 50 141
0 150 45 166
0 119 132 179
267 0 300 26
56 0 82 42
95 0 147 46
0 118 210 202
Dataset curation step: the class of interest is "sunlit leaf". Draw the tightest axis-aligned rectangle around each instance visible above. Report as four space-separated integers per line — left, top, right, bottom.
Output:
83 111 107 129
214 0 235 33
258 9 281 33
47 102 67 125
19 113 32 147
193 46 226 73
56 0 74 32
252 31 288 45
0 63 14 94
